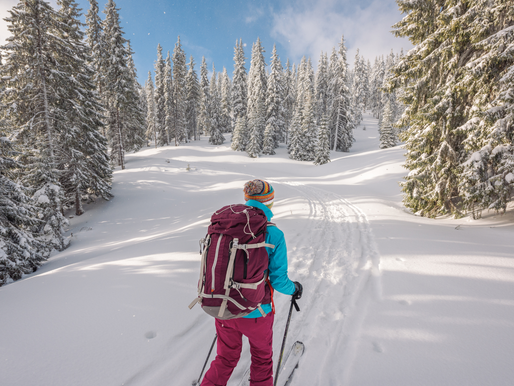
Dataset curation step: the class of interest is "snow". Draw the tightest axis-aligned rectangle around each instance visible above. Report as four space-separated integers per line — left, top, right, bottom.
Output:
1 113 514 386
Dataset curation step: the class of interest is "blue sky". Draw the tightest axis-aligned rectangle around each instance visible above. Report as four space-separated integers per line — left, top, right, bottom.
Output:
0 0 411 84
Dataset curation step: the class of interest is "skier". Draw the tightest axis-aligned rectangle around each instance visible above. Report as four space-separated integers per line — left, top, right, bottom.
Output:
201 179 303 386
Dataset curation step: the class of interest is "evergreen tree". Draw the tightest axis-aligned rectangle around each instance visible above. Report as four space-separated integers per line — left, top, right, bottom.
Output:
232 39 248 121
164 51 173 146
103 0 132 168
123 41 146 153
185 56 200 141
379 100 397 149
231 116 248 151
208 66 225 145
1 0 70 251
391 0 514 217
220 68 232 133
246 38 267 158
370 56 385 120
314 114 331 165
329 36 354 152
198 57 211 136
154 44 167 145
352 49 366 125
55 0 112 216
145 72 157 147
264 44 285 154
172 36 187 145
315 52 330 124
0 72 45 285
283 59 295 143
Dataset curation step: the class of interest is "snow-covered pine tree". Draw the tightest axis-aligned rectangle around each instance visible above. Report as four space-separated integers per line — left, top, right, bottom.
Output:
123 41 146 153
352 49 365 125
246 38 267 158
288 57 307 158
329 36 354 152
172 36 187 145
198 57 211 137
220 68 232 133
459 1 514 217
0 68 46 285
379 100 397 149
164 51 173 146
369 56 385 120
102 0 133 168
54 0 112 216
1 0 69 251
231 116 248 151
314 113 330 165
145 71 157 147
208 66 225 145
232 39 248 122
264 44 285 154
390 0 514 217
185 56 200 141
283 59 295 144
85 0 106 128
154 44 167 146
299 81 317 161
315 52 330 124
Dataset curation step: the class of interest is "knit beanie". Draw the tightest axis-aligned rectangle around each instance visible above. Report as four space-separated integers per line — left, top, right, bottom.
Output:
244 179 274 209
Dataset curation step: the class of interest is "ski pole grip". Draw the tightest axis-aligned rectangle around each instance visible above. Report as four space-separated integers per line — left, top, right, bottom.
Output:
292 297 300 312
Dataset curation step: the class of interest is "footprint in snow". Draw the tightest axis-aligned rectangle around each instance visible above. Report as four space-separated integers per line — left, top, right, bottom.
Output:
145 331 157 340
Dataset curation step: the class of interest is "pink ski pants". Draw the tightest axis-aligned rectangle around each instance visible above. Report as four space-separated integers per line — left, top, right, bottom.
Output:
201 314 275 386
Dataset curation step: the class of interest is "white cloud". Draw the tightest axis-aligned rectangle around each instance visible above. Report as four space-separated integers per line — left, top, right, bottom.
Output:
0 0 59 45
270 0 412 67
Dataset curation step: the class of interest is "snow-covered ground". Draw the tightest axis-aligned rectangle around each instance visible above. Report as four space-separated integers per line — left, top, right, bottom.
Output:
1 113 514 386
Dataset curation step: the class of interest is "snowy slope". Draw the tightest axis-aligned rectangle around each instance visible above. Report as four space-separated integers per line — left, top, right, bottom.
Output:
1 113 514 386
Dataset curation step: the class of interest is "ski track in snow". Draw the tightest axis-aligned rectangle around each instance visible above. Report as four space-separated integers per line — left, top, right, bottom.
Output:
278 183 382 386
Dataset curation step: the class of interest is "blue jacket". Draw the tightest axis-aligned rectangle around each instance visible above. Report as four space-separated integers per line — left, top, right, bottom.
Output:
244 200 296 318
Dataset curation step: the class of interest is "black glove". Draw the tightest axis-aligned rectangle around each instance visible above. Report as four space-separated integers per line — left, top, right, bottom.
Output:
293 281 303 300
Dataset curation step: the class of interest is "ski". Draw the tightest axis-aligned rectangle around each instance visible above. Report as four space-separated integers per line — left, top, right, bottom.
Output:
237 367 251 386
275 341 304 386
238 341 305 386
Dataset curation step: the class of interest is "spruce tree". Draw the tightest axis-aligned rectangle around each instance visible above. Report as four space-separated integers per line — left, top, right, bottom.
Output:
198 57 211 136
145 72 157 147
314 114 331 165
379 100 397 149
185 56 200 141
55 0 112 215
232 39 248 121
264 44 285 154
220 68 232 133
391 0 514 217
172 36 187 145
329 36 354 152
246 38 267 158
315 52 330 124
1 0 69 251
154 44 167 146
231 116 248 151
208 66 225 145
283 59 295 144
164 51 173 145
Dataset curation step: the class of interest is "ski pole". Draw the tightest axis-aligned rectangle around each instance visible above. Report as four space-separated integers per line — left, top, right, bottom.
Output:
274 297 300 386
194 334 217 386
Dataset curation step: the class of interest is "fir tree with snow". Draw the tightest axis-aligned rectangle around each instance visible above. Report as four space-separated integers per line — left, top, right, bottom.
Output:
315 52 330 124
264 44 285 153
220 68 232 133
164 51 173 146
379 100 397 149
231 116 248 151
198 57 211 137
246 38 267 157
145 72 157 147
232 39 248 122
314 114 331 165
185 56 200 141
208 67 225 146
172 37 188 145
154 44 167 146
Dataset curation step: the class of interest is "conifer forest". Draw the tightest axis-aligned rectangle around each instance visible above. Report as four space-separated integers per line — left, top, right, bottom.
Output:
1 0 514 286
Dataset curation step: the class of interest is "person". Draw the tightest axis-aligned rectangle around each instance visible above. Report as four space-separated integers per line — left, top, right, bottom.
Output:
201 179 303 386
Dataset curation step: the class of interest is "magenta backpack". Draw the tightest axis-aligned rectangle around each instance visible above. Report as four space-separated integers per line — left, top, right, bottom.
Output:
189 204 274 320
